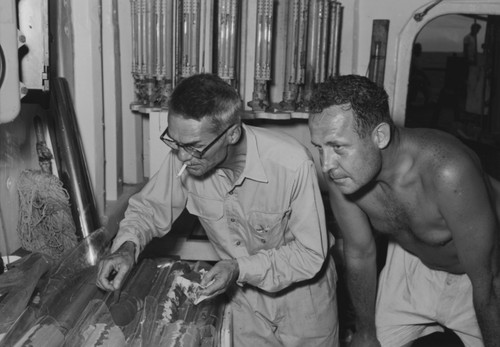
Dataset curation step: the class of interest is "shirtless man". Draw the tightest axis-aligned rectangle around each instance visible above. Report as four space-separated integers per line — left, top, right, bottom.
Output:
308 74 500 347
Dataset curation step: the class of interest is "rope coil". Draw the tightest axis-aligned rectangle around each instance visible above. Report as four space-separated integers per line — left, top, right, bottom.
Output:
17 169 78 259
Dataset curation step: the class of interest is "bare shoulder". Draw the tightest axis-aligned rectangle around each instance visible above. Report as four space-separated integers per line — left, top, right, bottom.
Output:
404 128 483 188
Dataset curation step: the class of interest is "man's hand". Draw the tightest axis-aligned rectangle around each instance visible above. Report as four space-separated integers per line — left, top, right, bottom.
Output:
96 241 135 291
199 259 239 298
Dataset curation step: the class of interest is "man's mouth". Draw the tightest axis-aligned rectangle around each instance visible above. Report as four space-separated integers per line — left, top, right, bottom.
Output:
330 175 347 183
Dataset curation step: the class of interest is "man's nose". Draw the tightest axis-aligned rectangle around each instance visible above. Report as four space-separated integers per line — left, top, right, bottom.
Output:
321 149 338 173
177 147 193 162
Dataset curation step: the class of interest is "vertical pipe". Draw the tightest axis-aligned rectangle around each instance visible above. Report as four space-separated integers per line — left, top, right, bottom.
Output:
173 0 180 85
199 0 206 72
162 0 172 79
280 0 299 110
137 0 144 78
181 0 189 77
50 78 101 240
367 19 389 87
327 1 342 77
184 0 194 77
296 0 308 85
218 0 227 79
189 0 198 75
228 0 237 81
317 0 329 83
155 0 161 78
147 0 155 77
131 0 138 76
312 0 322 84
255 2 262 79
248 0 273 111
144 0 155 103
224 0 231 79
206 0 215 75
302 0 319 110
141 0 147 77
264 1 272 79
192 0 200 75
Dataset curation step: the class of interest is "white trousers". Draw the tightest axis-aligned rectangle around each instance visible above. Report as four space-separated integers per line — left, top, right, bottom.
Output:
376 242 483 347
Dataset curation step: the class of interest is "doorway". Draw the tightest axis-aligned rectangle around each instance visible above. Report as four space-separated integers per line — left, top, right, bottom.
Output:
404 13 500 179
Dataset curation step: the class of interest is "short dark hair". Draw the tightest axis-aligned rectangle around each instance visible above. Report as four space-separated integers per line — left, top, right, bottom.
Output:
309 74 395 138
168 73 242 132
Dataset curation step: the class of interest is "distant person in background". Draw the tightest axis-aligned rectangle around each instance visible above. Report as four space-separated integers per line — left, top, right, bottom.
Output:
408 42 430 106
463 23 482 66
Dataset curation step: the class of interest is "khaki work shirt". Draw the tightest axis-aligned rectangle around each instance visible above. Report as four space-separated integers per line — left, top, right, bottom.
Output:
112 124 333 292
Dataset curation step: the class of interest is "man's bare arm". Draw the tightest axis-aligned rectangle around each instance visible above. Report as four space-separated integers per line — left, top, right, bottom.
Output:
436 159 500 347
328 183 381 347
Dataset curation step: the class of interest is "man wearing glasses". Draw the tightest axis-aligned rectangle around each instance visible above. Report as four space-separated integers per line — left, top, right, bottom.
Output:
97 73 339 346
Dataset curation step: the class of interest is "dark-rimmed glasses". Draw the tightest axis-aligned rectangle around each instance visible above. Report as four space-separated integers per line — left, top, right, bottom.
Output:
160 124 234 159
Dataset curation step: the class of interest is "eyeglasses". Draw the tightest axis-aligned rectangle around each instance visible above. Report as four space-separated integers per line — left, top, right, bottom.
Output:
160 123 234 159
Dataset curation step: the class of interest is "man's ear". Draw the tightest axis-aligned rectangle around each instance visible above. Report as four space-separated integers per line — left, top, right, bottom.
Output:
228 124 242 145
372 123 391 149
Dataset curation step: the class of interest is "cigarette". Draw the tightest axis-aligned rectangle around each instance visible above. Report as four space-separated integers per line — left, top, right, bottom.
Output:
177 163 187 177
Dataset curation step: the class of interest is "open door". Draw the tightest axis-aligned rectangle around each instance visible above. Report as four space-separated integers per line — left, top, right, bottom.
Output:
404 13 500 179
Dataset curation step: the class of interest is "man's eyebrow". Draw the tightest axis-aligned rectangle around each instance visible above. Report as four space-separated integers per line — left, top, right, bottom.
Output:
179 139 201 147
167 131 201 147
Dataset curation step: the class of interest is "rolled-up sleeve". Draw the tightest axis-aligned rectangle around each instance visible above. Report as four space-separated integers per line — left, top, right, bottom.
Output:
236 160 330 292
111 155 187 260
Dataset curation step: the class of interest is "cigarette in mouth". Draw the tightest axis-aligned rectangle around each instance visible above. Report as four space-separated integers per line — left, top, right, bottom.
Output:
177 163 187 177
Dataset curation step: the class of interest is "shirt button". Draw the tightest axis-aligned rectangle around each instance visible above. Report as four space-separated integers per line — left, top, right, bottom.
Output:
231 218 235 222
261 239 266 243
235 240 241 246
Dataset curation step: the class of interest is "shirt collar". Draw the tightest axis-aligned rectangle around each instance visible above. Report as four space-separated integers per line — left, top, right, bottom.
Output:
236 124 268 184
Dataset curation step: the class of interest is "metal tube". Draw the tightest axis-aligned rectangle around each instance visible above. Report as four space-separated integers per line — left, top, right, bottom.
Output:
302 0 319 110
228 0 237 80
181 1 190 77
255 2 262 80
281 0 299 110
140 0 147 77
327 1 342 77
312 0 322 84
162 0 169 78
224 0 231 78
192 0 200 75
199 0 206 72
258 0 272 80
164 0 173 91
173 0 180 85
50 78 101 240
131 0 138 75
248 0 273 111
146 0 155 77
264 1 272 79
218 0 227 78
155 0 161 77
296 0 308 84
318 0 329 83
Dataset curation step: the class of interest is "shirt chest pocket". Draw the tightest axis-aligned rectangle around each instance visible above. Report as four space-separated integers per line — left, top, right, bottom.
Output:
186 194 224 221
248 210 290 250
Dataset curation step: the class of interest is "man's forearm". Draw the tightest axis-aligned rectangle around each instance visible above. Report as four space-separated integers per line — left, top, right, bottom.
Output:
475 297 500 347
346 260 379 335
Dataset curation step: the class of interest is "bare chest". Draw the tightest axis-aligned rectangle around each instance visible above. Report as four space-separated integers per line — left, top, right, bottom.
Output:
357 185 451 246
